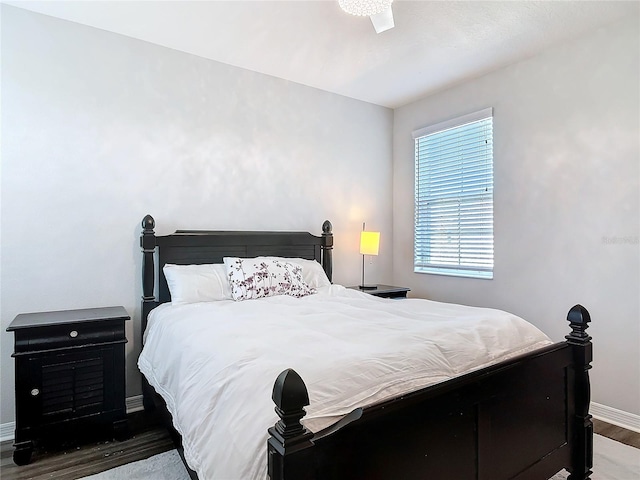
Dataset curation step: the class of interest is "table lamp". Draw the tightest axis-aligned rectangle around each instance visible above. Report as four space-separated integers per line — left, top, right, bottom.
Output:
360 223 380 290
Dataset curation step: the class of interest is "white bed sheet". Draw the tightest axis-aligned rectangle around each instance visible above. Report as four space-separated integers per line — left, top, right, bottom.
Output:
138 285 552 480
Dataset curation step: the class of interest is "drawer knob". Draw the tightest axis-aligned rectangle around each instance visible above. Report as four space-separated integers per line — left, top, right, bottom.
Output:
69 330 78 338
30 388 39 397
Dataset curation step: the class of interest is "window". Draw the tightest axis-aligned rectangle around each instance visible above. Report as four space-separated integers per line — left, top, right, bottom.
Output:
413 108 494 279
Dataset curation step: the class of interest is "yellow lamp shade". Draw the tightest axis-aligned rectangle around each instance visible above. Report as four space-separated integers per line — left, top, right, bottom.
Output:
360 231 380 256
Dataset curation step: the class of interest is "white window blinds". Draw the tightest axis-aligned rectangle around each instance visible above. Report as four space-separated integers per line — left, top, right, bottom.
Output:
413 108 494 279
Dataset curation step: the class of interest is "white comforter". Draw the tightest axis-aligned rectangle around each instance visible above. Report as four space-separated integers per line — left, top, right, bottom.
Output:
138 285 552 480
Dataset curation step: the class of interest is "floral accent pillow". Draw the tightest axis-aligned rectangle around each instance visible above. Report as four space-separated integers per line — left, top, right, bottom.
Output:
223 257 316 301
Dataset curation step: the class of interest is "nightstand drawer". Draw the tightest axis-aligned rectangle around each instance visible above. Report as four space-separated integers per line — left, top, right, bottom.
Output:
13 320 125 354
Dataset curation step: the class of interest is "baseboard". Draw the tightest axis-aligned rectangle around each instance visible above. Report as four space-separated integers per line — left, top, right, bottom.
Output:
0 395 145 443
591 402 640 433
0 421 14 443
126 394 145 413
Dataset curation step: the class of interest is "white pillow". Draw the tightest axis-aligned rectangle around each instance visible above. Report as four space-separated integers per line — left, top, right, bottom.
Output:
163 263 231 304
282 257 331 288
223 257 315 301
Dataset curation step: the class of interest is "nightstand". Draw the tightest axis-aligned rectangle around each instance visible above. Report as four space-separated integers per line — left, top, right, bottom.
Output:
348 285 410 299
7 306 130 465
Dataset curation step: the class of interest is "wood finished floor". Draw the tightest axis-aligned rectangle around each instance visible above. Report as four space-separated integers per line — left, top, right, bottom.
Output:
593 418 640 449
0 411 173 480
0 415 638 480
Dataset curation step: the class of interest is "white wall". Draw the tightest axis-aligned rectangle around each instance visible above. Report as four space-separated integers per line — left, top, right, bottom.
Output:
0 5 393 425
393 16 640 416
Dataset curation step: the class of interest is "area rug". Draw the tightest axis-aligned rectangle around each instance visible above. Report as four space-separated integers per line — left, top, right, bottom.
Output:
79 434 639 480
551 434 640 480
79 449 189 480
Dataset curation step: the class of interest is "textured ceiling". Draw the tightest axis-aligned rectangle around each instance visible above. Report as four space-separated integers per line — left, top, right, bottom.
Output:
5 0 638 108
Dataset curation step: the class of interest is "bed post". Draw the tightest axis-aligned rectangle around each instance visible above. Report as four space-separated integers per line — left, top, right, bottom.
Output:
321 220 333 282
267 369 316 480
140 215 157 412
140 215 157 328
566 304 593 480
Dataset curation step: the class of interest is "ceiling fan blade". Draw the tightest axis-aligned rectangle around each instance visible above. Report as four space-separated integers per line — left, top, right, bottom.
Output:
370 6 394 34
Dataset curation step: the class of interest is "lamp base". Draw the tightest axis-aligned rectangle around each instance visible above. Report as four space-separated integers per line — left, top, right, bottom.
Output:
359 284 377 290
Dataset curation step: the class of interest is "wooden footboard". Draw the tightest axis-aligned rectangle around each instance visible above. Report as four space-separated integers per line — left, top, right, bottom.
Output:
268 306 593 480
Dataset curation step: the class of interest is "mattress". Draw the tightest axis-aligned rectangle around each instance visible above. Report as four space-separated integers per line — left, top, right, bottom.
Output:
138 285 552 480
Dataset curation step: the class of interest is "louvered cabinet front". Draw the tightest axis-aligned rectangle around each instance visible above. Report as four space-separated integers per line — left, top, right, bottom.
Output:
7 307 130 466
24 350 110 422
42 356 104 415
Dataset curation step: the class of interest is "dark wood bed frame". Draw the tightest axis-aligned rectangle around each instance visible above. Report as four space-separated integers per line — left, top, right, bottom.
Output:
139 215 593 480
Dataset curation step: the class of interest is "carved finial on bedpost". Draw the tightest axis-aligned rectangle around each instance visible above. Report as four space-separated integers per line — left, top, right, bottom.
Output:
272 369 310 439
142 215 155 230
267 369 316 480
566 304 591 345
321 220 333 283
566 305 593 480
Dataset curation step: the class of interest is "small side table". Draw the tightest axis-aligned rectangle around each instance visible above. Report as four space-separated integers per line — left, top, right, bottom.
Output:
7 306 130 465
348 285 410 299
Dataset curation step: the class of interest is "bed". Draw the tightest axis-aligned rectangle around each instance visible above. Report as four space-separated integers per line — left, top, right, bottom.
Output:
138 215 593 480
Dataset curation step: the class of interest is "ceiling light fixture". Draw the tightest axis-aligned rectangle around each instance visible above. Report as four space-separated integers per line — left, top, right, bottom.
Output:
338 0 395 33
338 0 393 17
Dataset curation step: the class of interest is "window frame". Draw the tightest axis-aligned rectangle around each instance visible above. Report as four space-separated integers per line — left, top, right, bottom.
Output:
412 108 494 280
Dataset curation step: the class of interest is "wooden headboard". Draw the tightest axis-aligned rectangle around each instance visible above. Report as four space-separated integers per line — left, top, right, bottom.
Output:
139 215 333 336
